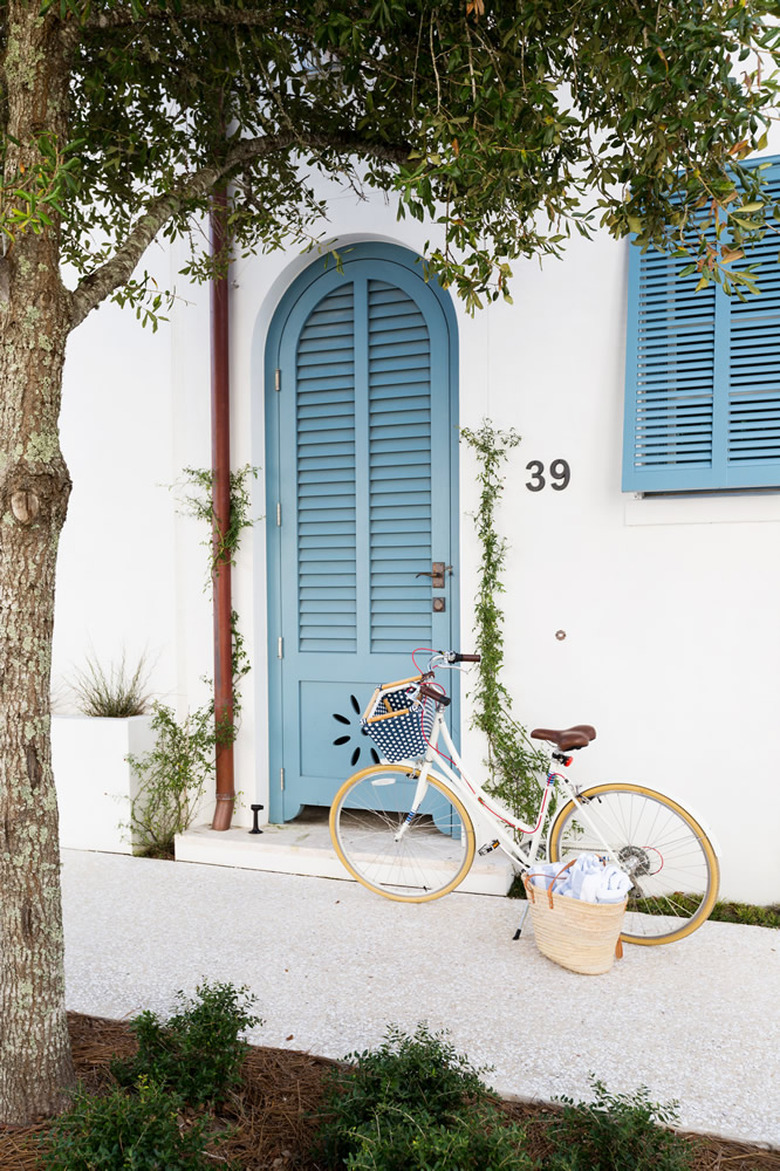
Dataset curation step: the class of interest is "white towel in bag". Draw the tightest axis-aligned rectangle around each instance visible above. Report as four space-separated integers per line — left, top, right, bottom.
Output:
529 853 631 903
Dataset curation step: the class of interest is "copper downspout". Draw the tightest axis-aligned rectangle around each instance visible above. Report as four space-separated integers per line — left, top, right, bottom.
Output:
210 190 235 831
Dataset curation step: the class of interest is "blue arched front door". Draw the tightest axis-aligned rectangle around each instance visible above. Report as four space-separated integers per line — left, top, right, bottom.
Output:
265 244 459 821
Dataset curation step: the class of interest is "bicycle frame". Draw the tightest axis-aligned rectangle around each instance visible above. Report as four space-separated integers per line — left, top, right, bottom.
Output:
396 700 620 874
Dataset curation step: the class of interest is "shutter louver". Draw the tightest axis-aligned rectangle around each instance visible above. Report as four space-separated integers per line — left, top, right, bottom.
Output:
367 280 433 652
728 232 780 469
624 249 717 490
296 286 357 650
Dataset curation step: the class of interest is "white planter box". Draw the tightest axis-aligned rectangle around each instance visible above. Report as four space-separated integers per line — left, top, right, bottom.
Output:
52 714 155 853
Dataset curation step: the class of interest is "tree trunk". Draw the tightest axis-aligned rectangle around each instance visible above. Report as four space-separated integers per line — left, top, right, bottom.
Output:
0 4 76 1123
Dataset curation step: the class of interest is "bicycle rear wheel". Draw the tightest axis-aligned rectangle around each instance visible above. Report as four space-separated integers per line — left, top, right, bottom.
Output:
329 764 476 902
548 783 719 945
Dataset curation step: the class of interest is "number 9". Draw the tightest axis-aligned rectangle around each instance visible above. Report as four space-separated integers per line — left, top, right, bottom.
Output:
550 459 570 491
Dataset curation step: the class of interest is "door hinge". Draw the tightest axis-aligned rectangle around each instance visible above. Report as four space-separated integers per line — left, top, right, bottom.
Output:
277 636 283 659
280 767 285 791
276 501 282 526
274 368 281 392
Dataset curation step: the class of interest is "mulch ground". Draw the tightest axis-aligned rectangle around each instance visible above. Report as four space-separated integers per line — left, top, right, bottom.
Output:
1 1012 778 1169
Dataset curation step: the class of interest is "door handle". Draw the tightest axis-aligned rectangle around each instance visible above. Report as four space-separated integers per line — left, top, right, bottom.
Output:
415 562 451 589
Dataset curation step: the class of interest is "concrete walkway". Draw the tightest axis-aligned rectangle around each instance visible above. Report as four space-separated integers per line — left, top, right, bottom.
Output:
61 849 779 1149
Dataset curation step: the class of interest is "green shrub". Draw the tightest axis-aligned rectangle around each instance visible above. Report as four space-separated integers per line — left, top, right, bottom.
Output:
40 1076 213 1170
112 980 261 1108
341 1108 531 1171
323 1023 489 1125
548 1078 693 1171
125 702 216 855
314 1024 530 1170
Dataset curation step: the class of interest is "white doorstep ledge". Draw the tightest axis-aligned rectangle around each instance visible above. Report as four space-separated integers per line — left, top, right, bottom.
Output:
174 816 514 896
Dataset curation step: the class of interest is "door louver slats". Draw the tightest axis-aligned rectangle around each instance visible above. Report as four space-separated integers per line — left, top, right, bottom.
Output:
294 277 438 653
296 286 357 651
368 280 433 652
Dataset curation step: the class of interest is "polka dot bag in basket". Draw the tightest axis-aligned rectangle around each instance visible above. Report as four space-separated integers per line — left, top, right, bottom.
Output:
361 677 435 762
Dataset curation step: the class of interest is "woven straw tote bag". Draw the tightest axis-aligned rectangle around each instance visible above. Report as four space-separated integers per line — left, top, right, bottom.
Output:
524 861 627 975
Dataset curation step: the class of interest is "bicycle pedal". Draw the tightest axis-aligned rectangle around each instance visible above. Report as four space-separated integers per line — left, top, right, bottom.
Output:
478 839 500 856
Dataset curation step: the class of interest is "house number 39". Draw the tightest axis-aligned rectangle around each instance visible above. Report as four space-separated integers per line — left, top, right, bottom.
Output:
525 459 571 492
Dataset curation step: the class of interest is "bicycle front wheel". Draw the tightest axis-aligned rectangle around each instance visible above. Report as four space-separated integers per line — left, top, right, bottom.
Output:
548 783 719 945
329 764 476 902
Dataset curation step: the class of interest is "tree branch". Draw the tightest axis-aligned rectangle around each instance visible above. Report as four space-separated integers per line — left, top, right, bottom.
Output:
67 129 411 327
85 4 281 32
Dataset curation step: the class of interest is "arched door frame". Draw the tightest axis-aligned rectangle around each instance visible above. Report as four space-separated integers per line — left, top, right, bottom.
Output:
263 241 460 822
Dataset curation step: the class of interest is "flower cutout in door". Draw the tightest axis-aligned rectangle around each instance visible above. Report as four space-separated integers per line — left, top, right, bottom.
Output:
332 693 380 769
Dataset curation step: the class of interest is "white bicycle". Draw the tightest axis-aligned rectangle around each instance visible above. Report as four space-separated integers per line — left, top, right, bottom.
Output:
329 650 720 946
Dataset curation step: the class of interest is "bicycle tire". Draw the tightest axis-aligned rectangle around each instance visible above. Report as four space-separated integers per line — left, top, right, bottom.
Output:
329 764 476 902
547 783 719 945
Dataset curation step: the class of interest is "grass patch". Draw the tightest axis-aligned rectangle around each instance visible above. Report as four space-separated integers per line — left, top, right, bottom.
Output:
697 899 779 928
631 894 780 929
508 874 780 928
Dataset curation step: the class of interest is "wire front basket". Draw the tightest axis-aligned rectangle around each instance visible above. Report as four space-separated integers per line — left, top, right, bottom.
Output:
361 677 434 763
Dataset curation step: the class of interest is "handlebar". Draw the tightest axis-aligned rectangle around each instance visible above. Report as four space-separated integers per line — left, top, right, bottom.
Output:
411 648 481 675
436 650 481 665
402 650 480 707
418 683 452 706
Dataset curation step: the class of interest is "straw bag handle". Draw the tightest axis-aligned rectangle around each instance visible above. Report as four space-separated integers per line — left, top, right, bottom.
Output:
524 858 577 909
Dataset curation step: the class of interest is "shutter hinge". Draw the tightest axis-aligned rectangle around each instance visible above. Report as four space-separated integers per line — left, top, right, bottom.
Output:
274 368 281 392
276 501 282 526
277 636 283 659
280 767 285 791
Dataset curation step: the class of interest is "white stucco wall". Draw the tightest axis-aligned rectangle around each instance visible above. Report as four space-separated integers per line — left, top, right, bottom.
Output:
53 165 780 904
461 231 780 905
55 249 181 706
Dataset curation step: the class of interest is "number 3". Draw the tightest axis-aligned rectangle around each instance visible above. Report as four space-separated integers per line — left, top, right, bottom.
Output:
525 460 545 492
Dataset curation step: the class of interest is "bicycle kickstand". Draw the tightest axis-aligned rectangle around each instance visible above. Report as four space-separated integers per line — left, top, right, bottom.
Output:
512 901 530 941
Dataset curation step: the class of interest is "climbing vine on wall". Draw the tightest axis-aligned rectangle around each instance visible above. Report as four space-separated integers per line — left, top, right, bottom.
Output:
460 422 548 823
178 464 258 580
176 463 260 738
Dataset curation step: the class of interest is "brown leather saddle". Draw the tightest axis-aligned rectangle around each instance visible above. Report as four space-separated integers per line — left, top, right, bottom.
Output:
530 724 596 751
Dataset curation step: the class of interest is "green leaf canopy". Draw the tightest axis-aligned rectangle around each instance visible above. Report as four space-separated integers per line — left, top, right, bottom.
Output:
3 0 780 315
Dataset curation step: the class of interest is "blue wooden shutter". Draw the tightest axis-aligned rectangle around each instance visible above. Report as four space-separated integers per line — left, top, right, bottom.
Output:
623 159 780 492
296 285 357 651
623 247 717 490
